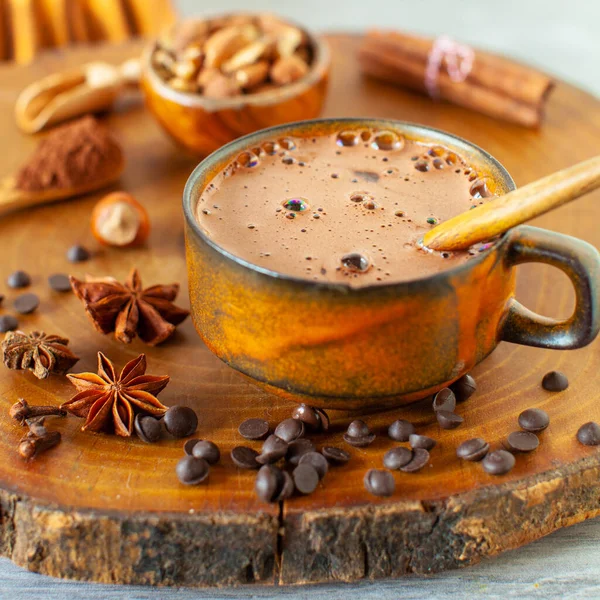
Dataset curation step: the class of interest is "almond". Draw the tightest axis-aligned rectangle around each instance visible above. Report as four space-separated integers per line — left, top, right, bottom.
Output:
170 20 209 53
208 14 256 33
275 26 304 58
221 38 273 74
168 77 198 93
234 61 270 90
256 13 290 34
270 55 309 85
202 72 240 98
172 59 198 81
204 24 259 69
256 14 305 57
179 43 204 68
197 67 220 89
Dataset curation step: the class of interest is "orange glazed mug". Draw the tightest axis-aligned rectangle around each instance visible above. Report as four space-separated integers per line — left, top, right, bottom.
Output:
183 119 600 410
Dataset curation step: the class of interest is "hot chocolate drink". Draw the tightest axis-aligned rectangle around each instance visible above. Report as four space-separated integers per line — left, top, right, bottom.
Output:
196 127 499 286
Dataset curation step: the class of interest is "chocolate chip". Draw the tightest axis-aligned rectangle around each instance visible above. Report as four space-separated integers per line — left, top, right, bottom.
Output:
292 404 319 429
388 419 415 442
48 273 72 292
321 446 350 465
542 371 568 392
506 431 539 453
409 434 436 450
256 434 288 464
0 315 18 333
7 270 31 289
450 374 477 402
293 463 320 494
347 419 369 437
482 450 515 475
163 405 198 438
183 438 200 455
231 446 260 469
238 418 269 440
432 388 456 413
0 294 3 306
315 408 330 430
274 418 304 443
364 469 395 496
436 410 464 430
518 408 549 432
176 456 209 485
576 422 600 446
134 414 162 443
456 438 489 461
255 464 283 502
343 420 376 447
192 440 220 464
286 438 315 466
299 451 328 479
67 245 90 262
383 447 413 470
344 419 375 448
276 471 295 501
401 448 430 472
13 293 39 314
292 404 329 432
343 432 376 447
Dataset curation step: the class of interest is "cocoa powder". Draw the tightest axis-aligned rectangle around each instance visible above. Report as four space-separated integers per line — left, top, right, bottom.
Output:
15 116 123 192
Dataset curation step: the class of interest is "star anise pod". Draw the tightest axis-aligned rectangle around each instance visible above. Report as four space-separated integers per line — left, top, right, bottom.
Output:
2 331 80 379
62 352 169 436
70 268 189 346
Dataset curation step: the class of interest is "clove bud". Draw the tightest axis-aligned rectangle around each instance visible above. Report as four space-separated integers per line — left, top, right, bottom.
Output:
10 399 66 425
18 430 61 460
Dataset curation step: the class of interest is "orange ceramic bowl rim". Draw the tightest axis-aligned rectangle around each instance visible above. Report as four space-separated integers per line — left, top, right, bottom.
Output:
182 117 516 292
141 14 331 113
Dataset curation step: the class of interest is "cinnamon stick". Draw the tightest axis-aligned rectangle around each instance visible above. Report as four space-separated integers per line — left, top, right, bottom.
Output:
359 30 554 128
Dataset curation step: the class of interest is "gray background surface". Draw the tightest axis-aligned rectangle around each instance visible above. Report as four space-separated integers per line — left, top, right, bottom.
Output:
2 1 599 598
179 0 600 95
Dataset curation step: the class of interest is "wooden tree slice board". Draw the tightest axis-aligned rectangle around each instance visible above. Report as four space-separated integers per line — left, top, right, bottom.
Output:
0 35 599 587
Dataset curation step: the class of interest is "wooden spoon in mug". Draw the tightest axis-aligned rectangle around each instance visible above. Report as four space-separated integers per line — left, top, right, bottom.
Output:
423 155 600 251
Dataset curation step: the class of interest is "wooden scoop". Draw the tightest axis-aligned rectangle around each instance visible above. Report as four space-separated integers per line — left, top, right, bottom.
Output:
15 58 140 134
0 162 124 217
423 155 600 251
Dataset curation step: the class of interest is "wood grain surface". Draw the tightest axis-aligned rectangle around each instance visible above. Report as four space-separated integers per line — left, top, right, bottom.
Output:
2 517 600 598
0 35 599 587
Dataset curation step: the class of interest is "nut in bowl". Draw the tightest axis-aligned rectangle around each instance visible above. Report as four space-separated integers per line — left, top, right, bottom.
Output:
141 13 330 155
183 118 600 410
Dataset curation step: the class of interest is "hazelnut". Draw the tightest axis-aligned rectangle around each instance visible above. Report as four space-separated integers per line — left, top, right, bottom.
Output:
91 192 150 247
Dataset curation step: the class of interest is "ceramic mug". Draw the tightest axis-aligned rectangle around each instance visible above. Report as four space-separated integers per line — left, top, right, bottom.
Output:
183 119 600 410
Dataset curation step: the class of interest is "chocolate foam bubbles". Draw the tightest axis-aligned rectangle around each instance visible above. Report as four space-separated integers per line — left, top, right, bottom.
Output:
196 129 499 287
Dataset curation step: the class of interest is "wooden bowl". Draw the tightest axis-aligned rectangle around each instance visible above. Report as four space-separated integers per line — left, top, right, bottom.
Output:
183 118 600 410
140 19 330 156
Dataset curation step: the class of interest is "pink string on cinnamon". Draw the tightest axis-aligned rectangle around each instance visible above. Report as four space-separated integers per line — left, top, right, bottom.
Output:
425 35 475 99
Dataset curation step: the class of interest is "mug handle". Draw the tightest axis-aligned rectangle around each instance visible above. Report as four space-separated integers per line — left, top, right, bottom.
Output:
500 225 600 349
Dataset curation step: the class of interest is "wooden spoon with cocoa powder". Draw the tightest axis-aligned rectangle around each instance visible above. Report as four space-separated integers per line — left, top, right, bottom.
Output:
0 116 124 217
